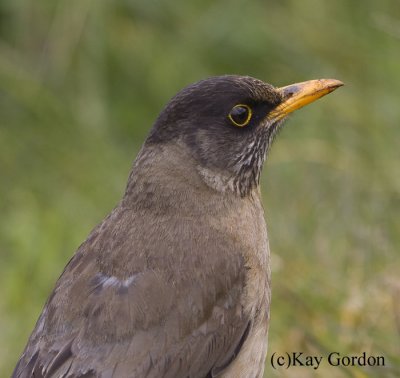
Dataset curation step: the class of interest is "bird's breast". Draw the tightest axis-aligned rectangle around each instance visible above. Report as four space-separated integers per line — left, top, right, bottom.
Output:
214 193 271 378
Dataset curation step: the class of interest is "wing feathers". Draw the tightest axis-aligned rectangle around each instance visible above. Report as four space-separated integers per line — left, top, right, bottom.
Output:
13 206 255 378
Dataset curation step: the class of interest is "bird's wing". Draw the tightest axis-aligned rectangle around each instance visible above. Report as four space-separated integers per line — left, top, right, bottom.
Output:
13 207 254 378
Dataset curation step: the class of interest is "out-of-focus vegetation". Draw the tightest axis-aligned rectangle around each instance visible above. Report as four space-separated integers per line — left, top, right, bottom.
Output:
0 0 399 376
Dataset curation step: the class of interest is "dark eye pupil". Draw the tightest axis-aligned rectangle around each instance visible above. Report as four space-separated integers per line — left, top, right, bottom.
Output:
230 106 249 124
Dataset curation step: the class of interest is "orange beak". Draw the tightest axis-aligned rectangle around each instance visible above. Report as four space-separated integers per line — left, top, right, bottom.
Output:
269 79 344 121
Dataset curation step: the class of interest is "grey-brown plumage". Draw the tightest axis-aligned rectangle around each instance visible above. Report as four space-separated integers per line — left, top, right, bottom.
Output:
13 75 342 378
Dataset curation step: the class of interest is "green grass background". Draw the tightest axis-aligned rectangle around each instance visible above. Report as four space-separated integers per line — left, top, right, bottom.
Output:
1 1 399 377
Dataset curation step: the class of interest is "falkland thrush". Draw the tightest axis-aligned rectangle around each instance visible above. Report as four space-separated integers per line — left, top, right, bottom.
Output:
13 75 342 378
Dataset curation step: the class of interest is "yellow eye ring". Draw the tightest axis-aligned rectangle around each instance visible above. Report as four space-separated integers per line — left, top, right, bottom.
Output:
228 104 252 127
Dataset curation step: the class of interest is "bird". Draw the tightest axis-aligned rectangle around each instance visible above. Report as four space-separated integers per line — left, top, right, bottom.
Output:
12 75 342 378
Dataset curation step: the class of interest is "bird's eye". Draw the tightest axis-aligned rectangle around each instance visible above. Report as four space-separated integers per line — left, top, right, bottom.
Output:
228 104 252 127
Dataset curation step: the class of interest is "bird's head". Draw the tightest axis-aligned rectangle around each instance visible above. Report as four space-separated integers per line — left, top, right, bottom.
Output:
145 75 342 197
